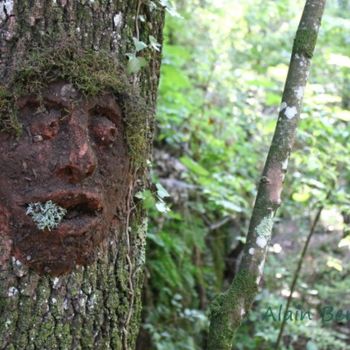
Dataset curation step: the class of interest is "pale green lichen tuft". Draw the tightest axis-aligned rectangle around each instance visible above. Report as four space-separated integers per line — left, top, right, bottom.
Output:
26 200 67 231
255 215 274 239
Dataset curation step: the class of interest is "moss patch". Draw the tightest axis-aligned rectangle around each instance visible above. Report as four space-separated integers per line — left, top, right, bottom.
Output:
208 269 258 350
294 28 318 58
0 42 152 167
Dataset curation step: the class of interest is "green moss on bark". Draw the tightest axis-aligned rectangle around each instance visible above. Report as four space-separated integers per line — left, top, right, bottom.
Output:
0 43 152 167
208 270 258 350
294 28 318 58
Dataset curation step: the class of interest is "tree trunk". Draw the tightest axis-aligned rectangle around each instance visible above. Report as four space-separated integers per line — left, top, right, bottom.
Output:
0 1 164 349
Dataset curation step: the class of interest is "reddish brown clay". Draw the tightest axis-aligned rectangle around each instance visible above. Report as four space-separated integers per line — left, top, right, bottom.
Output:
0 82 130 275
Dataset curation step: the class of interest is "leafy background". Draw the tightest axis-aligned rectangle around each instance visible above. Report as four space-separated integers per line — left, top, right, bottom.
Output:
137 1 350 349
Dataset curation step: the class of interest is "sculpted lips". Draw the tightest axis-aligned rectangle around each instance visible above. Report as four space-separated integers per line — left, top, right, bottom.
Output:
24 191 104 236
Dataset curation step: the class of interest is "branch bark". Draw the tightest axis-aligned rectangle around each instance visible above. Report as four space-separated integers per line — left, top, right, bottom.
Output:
207 1 327 349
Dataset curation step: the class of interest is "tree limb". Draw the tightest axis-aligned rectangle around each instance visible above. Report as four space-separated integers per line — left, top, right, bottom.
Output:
207 1 327 349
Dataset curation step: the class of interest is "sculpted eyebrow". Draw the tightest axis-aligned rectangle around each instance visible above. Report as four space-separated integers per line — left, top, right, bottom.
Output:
90 103 121 122
20 97 68 110
42 97 69 109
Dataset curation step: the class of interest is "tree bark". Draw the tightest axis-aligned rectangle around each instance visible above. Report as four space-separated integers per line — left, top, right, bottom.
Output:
0 1 164 349
207 1 326 349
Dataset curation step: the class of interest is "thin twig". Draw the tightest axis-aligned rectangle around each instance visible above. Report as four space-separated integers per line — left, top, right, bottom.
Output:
274 190 331 349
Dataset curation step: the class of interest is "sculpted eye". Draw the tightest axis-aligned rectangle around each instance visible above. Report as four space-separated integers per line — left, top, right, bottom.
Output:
30 108 61 141
90 116 118 146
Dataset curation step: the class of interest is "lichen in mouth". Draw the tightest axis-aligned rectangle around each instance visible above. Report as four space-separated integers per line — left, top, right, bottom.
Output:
26 200 67 231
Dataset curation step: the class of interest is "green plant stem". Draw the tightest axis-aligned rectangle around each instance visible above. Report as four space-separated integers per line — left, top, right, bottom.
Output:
274 191 331 349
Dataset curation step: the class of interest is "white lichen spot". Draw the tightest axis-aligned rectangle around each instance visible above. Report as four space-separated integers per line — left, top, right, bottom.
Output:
63 298 69 310
256 236 268 248
60 84 78 99
88 294 97 309
248 248 255 255
282 158 288 171
8 287 18 297
0 0 14 21
295 53 300 60
279 101 287 112
51 298 57 304
79 296 87 308
258 260 265 275
12 257 22 267
256 259 265 284
294 86 304 100
240 308 245 317
284 106 297 119
113 12 123 29
53 277 60 289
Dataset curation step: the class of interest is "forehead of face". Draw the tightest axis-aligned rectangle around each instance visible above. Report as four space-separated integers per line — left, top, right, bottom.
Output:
17 81 123 121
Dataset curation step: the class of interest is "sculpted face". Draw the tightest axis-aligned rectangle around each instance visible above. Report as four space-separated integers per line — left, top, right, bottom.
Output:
0 82 130 275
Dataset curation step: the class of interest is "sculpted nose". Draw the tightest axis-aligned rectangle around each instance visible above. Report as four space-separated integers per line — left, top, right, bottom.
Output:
56 125 97 184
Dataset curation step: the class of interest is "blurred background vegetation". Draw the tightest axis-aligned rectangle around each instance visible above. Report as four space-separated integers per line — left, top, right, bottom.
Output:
137 1 350 349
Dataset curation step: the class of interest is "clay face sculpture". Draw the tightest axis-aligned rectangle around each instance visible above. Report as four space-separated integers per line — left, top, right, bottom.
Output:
0 82 130 275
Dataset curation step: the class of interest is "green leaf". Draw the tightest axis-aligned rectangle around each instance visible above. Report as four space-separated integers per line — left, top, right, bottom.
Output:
127 55 147 74
214 199 243 213
338 236 350 249
292 185 311 202
306 341 318 350
159 0 182 18
156 183 170 199
133 37 148 52
326 257 343 272
156 201 170 213
149 35 161 52
180 156 209 177
134 191 145 200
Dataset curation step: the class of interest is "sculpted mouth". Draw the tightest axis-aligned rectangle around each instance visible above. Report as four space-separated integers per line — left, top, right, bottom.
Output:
26 191 104 235
47 192 103 213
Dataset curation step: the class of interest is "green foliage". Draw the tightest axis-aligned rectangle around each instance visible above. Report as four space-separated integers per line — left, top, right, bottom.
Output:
143 0 350 349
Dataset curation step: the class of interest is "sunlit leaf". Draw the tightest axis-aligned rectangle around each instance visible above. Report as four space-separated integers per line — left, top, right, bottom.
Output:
292 189 311 202
180 156 210 177
338 236 350 249
133 37 148 52
127 55 147 74
156 201 170 213
329 53 350 68
306 341 319 350
156 183 171 199
326 257 343 272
